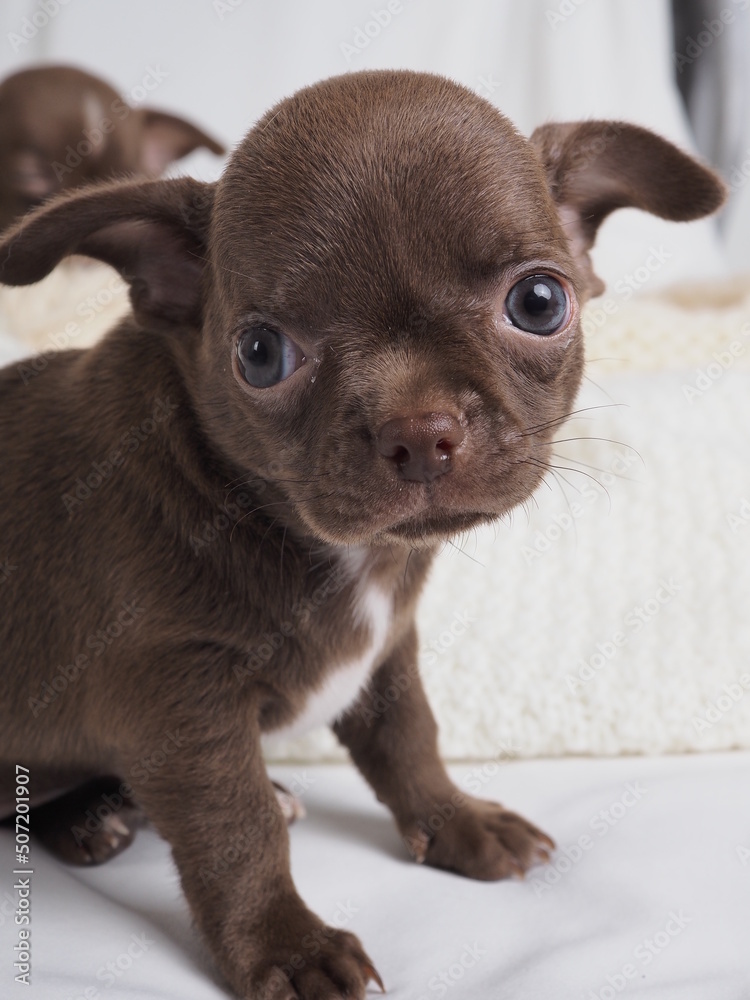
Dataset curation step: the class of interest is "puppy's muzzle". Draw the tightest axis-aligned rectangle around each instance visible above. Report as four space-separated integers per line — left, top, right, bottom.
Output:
376 412 464 484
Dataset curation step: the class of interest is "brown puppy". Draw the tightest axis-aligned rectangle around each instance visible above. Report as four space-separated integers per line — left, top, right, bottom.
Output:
0 64 225 231
0 71 724 999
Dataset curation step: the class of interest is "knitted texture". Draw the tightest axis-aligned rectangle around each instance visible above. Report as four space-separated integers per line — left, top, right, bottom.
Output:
266 279 750 760
0 260 130 352
2 263 749 760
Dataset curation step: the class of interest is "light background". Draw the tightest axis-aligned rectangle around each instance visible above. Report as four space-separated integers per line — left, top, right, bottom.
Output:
2 0 750 282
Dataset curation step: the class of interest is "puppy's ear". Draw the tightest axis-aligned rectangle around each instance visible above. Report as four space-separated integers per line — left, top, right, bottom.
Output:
132 108 226 176
0 176 214 329
530 121 726 296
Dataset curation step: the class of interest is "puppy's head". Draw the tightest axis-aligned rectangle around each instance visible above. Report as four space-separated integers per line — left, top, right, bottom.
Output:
0 64 224 231
0 71 724 548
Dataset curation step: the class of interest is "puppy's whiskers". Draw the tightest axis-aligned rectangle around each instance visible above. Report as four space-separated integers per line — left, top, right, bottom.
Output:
224 471 332 502
280 524 288 580
229 491 336 540
521 456 612 512
525 434 643 484
447 534 485 568
518 402 624 438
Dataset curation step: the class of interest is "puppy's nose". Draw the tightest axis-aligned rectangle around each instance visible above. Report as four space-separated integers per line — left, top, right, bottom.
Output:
376 412 465 483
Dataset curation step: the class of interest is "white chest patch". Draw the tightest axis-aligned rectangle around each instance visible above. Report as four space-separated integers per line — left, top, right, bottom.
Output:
263 571 392 745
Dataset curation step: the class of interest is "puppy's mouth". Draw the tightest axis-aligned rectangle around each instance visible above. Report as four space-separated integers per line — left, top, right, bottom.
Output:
377 509 493 545
289 452 548 549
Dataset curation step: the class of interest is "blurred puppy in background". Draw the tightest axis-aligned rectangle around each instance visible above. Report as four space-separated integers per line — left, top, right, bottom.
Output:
0 64 225 352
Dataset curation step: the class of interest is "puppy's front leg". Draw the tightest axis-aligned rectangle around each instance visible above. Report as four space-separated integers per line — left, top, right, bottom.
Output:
334 627 554 880
127 705 380 999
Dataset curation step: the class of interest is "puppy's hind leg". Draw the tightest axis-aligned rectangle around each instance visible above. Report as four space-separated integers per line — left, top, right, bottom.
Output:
31 775 146 866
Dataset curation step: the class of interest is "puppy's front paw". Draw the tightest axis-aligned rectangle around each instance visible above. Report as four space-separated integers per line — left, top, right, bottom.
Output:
402 795 554 881
231 907 383 1000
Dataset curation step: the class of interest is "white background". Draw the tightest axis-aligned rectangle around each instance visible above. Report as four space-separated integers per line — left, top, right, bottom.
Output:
2 0 749 287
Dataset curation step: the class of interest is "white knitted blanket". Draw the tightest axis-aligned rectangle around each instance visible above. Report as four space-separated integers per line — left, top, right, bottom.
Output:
268 276 750 760
2 268 750 760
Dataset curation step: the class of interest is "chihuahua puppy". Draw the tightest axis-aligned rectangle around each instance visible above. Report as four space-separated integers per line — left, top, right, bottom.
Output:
0 65 225 353
0 71 723 999
0 64 224 231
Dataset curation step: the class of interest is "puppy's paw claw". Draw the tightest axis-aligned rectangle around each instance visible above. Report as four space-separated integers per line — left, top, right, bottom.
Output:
360 957 386 993
272 781 306 825
403 795 554 882
247 925 381 1000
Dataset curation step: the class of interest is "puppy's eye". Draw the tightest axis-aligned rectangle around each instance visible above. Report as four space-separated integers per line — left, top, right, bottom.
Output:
236 326 305 388
504 275 570 336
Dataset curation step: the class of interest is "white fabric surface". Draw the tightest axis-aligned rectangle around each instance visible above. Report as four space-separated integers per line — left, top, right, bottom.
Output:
265 269 750 761
1 753 748 998
0 262 130 354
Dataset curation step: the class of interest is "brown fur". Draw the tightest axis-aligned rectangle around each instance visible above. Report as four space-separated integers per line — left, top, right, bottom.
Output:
0 64 224 231
0 71 724 998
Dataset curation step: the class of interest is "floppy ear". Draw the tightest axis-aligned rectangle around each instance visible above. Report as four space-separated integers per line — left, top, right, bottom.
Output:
132 108 226 176
530 121 726 296
0 176 215 329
